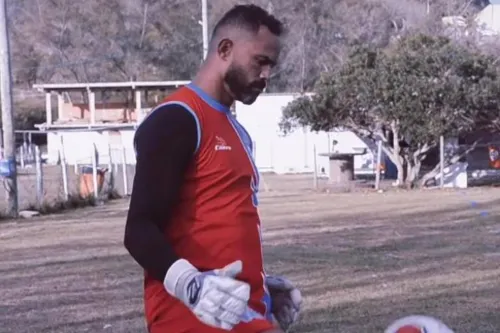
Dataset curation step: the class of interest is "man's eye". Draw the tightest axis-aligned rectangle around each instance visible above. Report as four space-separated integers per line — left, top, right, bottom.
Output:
255 58 267 66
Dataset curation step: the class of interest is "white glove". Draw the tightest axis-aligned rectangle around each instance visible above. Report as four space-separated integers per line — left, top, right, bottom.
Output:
164 259 251 331
266 275 302 331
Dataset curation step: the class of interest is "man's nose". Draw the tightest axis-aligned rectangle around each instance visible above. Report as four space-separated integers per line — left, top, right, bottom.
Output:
260 66 272 80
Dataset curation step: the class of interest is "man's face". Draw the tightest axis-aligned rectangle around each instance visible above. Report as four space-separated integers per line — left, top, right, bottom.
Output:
222 26 281 105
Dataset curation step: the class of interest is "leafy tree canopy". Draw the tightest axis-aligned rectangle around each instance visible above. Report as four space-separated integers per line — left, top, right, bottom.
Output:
280 34 500 186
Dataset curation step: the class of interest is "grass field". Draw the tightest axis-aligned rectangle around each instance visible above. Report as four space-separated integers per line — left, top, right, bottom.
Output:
1 176 500 333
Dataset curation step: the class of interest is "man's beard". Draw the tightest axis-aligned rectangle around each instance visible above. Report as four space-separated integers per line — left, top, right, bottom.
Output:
224 63 266 105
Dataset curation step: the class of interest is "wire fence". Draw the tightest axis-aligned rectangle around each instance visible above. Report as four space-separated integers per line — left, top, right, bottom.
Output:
3 131 500 214
253 135 500 194
0 142 136 215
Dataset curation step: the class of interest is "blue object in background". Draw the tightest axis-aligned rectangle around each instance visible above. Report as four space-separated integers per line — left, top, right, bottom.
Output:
0 158 16 177
384 156 398 179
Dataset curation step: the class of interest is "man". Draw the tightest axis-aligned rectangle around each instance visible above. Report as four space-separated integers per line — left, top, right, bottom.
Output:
124 4 302 333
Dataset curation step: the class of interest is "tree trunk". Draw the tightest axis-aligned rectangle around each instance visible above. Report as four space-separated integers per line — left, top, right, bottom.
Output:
396 161 405 186
380 143 404 185
406 160 422 188
405 158 412 188
420 167 439 188
391 122 404 185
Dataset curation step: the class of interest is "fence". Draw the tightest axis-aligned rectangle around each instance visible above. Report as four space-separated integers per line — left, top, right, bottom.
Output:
254 135 500 193
4 133 500 214
0 142 136 215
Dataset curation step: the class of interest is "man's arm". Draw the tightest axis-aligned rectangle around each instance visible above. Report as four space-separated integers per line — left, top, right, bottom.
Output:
124 103 198 282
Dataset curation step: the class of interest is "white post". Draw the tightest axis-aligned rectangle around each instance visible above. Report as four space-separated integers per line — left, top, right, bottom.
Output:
108 144 114 192
303 127 308 168
91 143 98 199
439 135 445 188
135 89 142 123
19 145 24 169
35 145 43 208
313 144 318 190
201 0 208 60
107 144 112 173
60 136 69 200
27 133 34 163
57 93 64 121
0 0 18 217
45 92 52 125
375 140 383 190
88 90 96 124
121 145 128 195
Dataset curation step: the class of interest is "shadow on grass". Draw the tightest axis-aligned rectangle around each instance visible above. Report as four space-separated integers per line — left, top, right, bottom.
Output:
1 241 145 333
3 195 500 333
293 283 500 333
265 198 500 333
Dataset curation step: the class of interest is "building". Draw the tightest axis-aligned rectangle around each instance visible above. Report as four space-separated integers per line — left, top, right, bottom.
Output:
442 0 500 37
475 0 500 35
32 80 189 165
32 83 384 177
33 82 497 188
234 93 388 176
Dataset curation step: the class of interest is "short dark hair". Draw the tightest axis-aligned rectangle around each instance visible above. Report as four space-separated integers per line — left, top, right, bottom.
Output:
211 4 284 39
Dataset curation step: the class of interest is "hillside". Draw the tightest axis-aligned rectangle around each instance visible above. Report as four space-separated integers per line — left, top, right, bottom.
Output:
8 0 488 124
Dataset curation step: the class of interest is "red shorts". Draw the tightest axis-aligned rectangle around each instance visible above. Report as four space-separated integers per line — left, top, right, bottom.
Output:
146 280 275 333
149 313 276 333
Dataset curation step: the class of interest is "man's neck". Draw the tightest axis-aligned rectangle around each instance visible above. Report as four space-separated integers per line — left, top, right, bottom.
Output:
192 63 234 107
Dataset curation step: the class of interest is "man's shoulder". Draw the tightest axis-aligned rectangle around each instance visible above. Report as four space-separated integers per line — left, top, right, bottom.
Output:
159 85 203 110
135 102 197 143
140 86 197 121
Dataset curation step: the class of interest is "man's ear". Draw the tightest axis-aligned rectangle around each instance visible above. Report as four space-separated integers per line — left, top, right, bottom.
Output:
217 38 233 61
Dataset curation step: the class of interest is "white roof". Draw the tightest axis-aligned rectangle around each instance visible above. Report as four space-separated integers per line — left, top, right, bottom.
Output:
33 80 190 92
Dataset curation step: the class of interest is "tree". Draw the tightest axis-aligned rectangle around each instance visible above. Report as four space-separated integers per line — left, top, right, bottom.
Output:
280 34 500 187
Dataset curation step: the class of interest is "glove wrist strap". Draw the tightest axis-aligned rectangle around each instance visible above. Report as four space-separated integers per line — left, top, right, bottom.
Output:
164 259 199 301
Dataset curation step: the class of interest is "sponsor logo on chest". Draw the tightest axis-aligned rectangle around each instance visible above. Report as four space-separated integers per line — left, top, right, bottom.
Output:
214 135 232 151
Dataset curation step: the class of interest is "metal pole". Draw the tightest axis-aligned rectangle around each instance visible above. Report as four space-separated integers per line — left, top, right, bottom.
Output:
201 0 209 60
0 0 18 217
121 146 128 195
60 136 69 200
439 135 445 188
91 144 98 200
375 140 383 190
313 144 318 190
35 145 43 208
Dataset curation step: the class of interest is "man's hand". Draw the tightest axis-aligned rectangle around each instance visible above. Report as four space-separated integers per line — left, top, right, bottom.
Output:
266 275 302 332
164 259 250 330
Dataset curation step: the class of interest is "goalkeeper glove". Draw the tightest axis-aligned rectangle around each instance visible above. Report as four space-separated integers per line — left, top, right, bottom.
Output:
164 259 251 331
163 259 250 330
266 275 302 332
